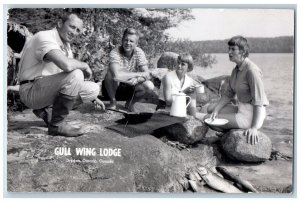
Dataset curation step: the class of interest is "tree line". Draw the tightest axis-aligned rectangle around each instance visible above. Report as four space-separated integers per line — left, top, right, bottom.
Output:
166 36 294 55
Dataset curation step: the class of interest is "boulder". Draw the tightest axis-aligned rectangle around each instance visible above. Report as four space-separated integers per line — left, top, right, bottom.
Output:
221 129 272 162
155 116 209 144
201 75 230 95
157 52 179 70
196 75 231 106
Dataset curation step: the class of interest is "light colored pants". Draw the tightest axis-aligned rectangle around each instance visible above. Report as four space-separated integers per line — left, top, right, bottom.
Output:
235 102 266 129
19 70 99 109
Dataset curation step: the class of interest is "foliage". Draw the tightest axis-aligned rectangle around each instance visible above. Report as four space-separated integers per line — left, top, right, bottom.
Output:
7 8 194 82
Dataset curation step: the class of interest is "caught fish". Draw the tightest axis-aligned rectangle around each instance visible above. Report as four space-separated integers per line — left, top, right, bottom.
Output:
188 170 202 182
187 171 198 181
216 166 259 193
188 180 206 193
196 167 243 193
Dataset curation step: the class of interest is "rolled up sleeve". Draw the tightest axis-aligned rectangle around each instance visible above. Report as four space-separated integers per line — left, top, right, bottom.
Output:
247 69 266 106
35 34 62 61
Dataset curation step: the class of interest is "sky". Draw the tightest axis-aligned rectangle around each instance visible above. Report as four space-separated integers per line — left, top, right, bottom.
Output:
166 8 295 41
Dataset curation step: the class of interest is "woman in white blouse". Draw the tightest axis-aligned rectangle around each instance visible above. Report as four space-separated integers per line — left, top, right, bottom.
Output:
157 53 200 118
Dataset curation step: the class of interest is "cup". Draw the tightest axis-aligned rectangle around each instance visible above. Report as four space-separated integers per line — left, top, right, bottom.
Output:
195 84 205 94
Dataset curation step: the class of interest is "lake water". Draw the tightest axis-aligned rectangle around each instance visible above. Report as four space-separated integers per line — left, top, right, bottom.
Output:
191 53 294 136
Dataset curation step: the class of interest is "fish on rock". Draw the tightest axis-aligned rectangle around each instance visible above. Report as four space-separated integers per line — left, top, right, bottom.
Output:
216 166 259 193
187 170 206 193
196 166 244 193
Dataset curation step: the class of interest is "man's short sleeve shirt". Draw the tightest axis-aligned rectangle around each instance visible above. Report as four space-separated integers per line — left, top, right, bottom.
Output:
18 28 73 81
109 46 148 72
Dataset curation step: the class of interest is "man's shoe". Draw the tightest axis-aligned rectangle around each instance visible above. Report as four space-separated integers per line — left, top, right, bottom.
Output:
49 93 83 137
33 106 52 126
48 123 84 137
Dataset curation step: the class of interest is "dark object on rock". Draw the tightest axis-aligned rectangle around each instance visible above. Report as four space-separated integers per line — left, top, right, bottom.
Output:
269 150 292 161
282 185 293 193
221 129 272 162
157 52 179 70
107 113 186 138
155 116 209 144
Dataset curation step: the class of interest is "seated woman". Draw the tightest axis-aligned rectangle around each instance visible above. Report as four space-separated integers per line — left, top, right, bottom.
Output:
205 36 269 145
157 53 201 118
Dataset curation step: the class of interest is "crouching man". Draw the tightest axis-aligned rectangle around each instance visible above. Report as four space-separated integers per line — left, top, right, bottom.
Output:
17 13 104 137
102 28 154 111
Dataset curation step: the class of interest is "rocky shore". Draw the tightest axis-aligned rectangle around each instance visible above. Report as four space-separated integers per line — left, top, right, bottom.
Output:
7 99 293 193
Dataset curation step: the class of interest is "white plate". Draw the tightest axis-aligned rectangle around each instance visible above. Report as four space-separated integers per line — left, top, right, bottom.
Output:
204 118 229 126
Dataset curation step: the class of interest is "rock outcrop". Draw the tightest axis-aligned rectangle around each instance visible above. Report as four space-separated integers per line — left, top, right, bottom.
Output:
7 104 217 192
155 116 209 144
221 129 272 162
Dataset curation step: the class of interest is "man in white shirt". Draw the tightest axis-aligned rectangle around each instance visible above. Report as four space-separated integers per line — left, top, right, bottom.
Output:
18 13 104 137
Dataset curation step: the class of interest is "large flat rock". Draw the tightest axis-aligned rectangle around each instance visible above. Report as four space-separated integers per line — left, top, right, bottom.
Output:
6 102 293 193
7 103 217 192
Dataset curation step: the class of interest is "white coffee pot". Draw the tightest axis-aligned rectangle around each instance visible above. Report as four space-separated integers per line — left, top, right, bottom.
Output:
170 92 191 117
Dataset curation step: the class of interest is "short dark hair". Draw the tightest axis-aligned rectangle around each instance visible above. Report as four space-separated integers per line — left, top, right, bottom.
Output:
61 13 81 24
178 53 194 72
228 36 250 57
122 27 140 42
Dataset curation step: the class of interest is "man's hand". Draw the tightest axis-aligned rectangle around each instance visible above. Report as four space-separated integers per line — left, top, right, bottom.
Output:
127 77 139 86
93 98 105 111
83 64 93 80
141 72 151 80
244 127 259 145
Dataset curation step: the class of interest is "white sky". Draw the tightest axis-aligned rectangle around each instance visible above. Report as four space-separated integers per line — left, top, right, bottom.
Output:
166 9 295 41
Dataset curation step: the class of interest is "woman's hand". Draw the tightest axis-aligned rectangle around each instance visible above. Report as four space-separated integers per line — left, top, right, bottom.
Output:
244 127 259 145
210 110 218 121
203 110 218 122
183 86 196 94
93 98 105 111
